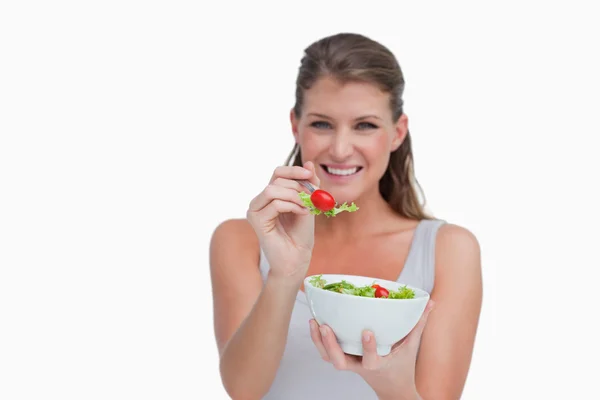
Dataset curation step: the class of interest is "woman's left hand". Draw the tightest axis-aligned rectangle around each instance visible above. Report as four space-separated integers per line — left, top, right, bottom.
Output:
309 300 435 400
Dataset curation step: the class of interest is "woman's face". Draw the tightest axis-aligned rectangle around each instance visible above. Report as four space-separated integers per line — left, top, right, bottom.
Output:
291 76 407 204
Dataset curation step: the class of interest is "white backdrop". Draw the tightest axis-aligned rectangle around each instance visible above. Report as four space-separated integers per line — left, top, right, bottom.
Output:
1 1 599 399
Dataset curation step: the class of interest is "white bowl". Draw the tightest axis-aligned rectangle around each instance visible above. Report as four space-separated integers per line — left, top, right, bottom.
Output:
304 274 430 356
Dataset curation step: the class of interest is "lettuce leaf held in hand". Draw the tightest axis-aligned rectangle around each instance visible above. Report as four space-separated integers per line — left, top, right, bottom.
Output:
298 192 359 217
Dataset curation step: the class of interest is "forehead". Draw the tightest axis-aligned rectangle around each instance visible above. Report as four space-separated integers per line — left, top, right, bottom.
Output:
302 76 391 119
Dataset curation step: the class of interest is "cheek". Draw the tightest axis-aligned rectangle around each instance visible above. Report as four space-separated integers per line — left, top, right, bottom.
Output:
363 133 392 163
298 131 325 158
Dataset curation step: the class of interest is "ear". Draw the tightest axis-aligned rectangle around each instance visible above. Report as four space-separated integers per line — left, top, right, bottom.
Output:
391 113 408 151
290 108 299 143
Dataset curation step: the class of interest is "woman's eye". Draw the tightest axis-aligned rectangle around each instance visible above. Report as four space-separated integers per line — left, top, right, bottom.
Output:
310 121 332 129
356 122 378 130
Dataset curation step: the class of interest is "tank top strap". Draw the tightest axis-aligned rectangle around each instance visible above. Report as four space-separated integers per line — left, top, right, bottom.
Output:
399 219 446 294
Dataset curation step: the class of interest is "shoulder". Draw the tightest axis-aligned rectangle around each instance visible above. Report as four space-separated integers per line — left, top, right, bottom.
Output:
436 222 480 255
210 218 260 266
211 218 257 245
434 222 481 278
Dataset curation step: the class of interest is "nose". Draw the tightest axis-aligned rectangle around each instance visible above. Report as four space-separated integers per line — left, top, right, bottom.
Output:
329 130 354 160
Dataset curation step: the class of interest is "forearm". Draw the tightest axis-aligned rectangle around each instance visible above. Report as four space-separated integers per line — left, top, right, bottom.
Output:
219 271 302 400
372 380 422 400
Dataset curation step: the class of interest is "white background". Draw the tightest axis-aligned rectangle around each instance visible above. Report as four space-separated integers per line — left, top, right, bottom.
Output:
1 1 599 399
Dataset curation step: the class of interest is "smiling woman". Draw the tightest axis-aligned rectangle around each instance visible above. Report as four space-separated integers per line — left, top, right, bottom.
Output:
209 32 482 400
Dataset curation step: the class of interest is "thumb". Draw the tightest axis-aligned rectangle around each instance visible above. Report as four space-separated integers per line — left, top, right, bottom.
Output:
304 161 321 188
405 300 435 349
360 330 380 370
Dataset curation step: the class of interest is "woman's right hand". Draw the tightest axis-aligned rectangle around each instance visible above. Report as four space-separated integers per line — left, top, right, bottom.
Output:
246 161 320 280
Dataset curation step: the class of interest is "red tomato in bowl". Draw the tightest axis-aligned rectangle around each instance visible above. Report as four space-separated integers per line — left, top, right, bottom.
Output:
310 189 336 212
372 284 389 298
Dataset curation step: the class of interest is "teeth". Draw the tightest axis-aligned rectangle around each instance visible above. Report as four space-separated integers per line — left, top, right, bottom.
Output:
326 166 359 176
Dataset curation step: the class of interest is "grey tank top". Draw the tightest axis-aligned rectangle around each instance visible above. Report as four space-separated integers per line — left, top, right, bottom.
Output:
258 218 446 399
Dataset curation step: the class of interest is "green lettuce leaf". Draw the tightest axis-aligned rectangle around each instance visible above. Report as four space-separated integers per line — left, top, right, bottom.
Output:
387 285 416 299
307 276 416 299
298 191 359 217
308 274 326 289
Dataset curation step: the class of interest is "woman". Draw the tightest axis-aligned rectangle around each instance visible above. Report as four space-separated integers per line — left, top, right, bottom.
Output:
210 32 482 399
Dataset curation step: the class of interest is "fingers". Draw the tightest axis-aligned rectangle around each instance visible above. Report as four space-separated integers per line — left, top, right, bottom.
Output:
249 162 320 215
269 165 313 184
309 320 329 362
360 330 380 370
271 177 306 194
311 303 435 376
317 325 359 371
248 184 307 212
303 161 321 188
268 162 321 191
265 199 311 221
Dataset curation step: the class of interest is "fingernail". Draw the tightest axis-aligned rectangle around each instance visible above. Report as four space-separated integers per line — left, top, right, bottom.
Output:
363 332 371 343
320 326 327 337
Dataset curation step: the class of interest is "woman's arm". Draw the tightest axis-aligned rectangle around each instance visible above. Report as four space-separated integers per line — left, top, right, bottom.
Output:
210 219 303 400
415 224 483 399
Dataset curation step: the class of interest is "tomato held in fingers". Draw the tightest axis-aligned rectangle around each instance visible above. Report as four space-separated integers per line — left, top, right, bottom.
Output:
310 189 336 212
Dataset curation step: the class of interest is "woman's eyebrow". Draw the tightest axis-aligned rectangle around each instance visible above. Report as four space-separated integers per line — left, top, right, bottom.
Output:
307 113 333 120
307 113 382 121
355 115 382 121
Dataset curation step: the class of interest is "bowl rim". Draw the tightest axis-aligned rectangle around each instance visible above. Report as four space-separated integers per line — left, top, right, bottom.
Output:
304 273 430 302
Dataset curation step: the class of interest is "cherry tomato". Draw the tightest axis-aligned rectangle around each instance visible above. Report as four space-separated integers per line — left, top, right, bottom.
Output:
372 284 389 298
310 189 336 212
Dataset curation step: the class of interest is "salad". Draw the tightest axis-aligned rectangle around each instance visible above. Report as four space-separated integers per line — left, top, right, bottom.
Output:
299 191 358 217
308 275 415 299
